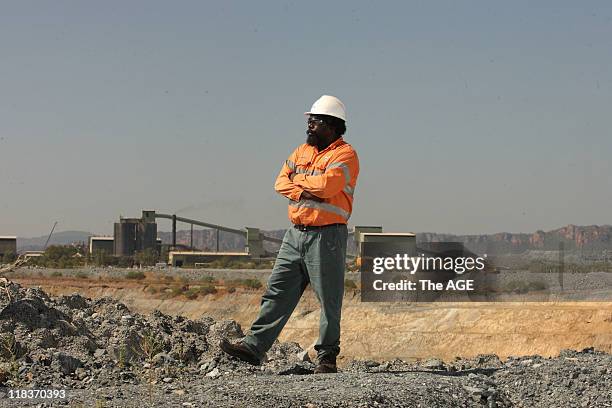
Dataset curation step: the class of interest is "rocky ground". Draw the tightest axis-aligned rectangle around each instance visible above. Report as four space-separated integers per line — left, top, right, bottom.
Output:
0 282 610 407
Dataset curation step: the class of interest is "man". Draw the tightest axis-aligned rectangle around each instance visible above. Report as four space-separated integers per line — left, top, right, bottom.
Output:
220 95 359 374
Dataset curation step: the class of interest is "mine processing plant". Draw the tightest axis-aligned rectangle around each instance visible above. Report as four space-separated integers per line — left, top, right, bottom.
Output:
113 210 283 260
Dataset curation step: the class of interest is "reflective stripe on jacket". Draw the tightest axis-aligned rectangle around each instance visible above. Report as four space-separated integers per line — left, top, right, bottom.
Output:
274 137 359 226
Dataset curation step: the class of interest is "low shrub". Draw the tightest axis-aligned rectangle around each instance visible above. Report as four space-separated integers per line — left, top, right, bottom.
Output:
344 279 357 289
242 278 262 289
184 288 200 300
224 278 262 290
126 271 146 280
505 280 547 294
528 280 547 291
169 286 187 298
198 284 217 295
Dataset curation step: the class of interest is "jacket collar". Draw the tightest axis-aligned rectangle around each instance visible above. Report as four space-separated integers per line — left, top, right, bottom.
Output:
317 137 345 154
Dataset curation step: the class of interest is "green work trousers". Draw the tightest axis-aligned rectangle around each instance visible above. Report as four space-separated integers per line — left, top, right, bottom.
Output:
243 223 348 361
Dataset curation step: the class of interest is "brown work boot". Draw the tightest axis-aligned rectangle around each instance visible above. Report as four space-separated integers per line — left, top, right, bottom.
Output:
219 338 261 366
314 356 337 374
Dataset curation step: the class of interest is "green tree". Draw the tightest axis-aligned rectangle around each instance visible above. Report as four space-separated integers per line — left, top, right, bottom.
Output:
41 245 85 268
134 248 159 267
92 250 110 266
1 252 16 264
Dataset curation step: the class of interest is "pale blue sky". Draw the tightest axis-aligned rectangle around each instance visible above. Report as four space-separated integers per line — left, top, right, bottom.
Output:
1 1 611 237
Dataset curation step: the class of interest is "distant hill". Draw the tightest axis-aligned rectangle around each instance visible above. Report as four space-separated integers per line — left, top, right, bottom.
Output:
17 231 92 251
417 224 612 254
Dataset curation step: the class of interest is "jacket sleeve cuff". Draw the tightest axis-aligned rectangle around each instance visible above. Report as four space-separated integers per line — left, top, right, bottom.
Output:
292 174 307 186
288 188 304 202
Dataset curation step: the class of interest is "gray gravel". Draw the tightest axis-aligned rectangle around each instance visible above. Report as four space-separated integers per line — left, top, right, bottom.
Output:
0 282 610 407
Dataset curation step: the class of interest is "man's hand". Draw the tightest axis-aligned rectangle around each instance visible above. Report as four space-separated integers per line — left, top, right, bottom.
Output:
301 191 324 202
290 172 322 201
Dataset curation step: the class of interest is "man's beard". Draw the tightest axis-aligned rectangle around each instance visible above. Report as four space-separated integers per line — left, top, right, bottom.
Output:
306 132 319 146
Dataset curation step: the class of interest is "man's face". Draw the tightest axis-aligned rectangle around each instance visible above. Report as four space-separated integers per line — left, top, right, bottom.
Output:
306 115 334 147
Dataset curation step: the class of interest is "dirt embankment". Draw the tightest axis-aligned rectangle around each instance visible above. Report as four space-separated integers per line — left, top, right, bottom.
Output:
1 273 611 407
12 272 612 363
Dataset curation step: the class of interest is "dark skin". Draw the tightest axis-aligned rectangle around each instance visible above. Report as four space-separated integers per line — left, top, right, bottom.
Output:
289 115 340 201
305 115 340 151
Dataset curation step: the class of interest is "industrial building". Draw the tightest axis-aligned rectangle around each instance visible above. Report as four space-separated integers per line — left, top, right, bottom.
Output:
23 251 44 260
113 210 282 261
0 236 17 259
113 211 157 256
168 251 251 267
89 237 114 255
353 226 383 254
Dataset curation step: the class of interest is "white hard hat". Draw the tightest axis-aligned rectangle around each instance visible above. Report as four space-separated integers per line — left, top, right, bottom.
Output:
304 95 346 122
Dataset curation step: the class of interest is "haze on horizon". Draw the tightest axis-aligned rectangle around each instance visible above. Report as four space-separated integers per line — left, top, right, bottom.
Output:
1 1 611 238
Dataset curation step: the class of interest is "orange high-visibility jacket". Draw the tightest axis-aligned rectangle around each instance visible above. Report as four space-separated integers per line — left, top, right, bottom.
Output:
275 137 359 226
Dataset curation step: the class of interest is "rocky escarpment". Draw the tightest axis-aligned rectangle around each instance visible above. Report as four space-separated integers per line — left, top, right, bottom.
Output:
418 224 612 254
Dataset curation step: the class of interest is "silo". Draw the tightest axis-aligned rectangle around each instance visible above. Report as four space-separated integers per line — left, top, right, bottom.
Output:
114 221 136 256
113 223 122 256
138 222 157 253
